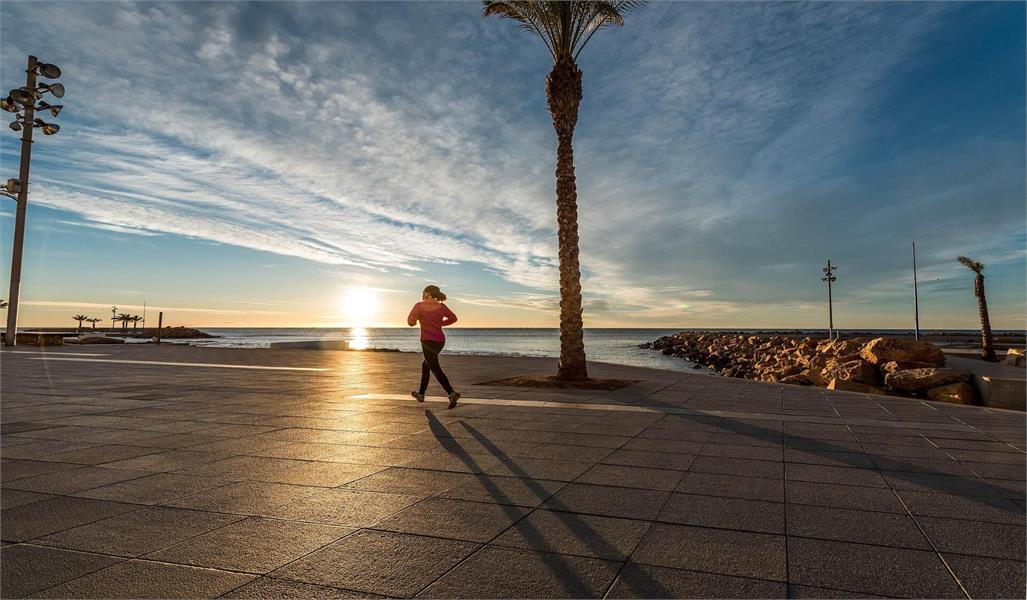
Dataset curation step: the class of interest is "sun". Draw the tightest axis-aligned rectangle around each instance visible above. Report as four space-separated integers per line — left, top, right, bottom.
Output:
339 287 379 326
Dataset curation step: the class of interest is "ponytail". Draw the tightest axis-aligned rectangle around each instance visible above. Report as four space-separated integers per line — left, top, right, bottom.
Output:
423 285 447 302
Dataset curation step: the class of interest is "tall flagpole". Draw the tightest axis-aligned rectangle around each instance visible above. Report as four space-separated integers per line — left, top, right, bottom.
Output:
912 242 920 341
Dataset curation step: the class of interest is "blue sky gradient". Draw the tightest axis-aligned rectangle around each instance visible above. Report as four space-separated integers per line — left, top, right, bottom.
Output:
1 1 1024 329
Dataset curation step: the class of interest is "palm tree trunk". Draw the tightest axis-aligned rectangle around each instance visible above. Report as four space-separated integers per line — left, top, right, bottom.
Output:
974 274 996 361
547 59 587 381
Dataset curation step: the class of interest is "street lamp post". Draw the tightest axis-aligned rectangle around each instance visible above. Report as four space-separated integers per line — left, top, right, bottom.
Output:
2 55 64 347
912 242 921 341
822 260 838 340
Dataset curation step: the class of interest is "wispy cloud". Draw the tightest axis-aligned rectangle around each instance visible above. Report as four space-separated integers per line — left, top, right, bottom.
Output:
1 1 1022 327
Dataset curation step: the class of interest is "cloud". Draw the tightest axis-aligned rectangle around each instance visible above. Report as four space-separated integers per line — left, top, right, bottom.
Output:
1 1 1022 327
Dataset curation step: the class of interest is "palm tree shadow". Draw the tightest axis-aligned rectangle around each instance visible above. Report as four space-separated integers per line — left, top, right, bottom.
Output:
621 390 1022 514
424 410 673 598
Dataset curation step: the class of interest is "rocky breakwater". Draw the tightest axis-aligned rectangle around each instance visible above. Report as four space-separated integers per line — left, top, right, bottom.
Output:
643 333 978 404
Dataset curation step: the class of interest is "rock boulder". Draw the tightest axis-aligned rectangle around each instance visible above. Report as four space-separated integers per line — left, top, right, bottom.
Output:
828 378 886 395
926 382 980 405
1005 348 1025 368
860 338 945 367
884 368 971 393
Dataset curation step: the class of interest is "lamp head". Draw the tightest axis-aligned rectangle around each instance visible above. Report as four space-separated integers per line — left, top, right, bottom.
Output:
9 120 21 131
36 63 61 79
37 82 64 98
9 87 35 105
0 97 20 113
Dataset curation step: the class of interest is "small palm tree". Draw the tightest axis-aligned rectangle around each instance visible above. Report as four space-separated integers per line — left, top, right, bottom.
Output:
116 313 132 332
957 256 996 361
0 299 8 309
73 314 88 331
130 315 142 329
483 0 644 380
87 317 102 330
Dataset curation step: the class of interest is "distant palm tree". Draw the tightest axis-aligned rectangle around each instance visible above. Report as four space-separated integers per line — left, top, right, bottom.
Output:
87 317 102 330
73 314 89 331
0 299 8 309
957 256 996 361
130 315 142 329
483 0 643 381
116 313 132 332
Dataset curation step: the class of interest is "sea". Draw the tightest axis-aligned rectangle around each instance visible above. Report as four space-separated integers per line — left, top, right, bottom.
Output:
152 327 1008 374
168 327 698 372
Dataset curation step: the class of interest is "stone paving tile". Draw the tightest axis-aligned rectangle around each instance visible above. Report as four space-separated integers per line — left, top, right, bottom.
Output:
688 456 784 479
0 458 81 482
256 461 386 487
601 449 696 471
222 576 385 599
0 488 53 510
36 444 164 465
783 449 875 468
165 480 321 515
943 553 1027 600
38 558 254 598
174 455 308 480
786 504 930 549
916 516 1026 560
342 467 471 496
416 545 621 599
38 506 241 556
269 487 424 526
0 439 95 459
659 493 785 534
882 471 1012 497
100 449 230 472
147 517 352 573
784 463 888 488
2 465 149 495
676 472 785 502
785 481 905 513
544 483 670 520
700 443 783 461
787 584 887 598
576 464 684 491
896 489 1025 525
631 523 787 581
491 508 650 560
374 497 530 543
0 544 123 599
786 537 964 598
398 450 508 474
438 474 566 507
961 460 1027 480
620 438 705 454
869 455 977 476
273 529 478 597
484 457 595 481
0 496 136 542
609 563 787 598
74 472 230 505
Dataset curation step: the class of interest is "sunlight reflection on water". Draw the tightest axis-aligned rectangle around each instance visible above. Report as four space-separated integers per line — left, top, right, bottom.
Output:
348 327 370 350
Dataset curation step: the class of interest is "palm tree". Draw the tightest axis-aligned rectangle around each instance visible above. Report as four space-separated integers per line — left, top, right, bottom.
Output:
957 256 996 361
483 0 643 380
73 314 89 331
116 313 132 332
87 317 102 330
0 299 8 309
130 315 142 329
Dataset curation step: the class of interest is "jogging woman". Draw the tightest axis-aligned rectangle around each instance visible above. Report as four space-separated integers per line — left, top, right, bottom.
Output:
407 285 461 408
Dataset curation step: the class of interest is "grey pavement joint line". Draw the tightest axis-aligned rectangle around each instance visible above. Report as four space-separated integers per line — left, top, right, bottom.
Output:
846 423 973 600
352 394 977 432
22 356 332 371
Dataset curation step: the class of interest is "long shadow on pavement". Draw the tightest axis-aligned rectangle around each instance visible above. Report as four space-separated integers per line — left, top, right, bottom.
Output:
424 410 674 598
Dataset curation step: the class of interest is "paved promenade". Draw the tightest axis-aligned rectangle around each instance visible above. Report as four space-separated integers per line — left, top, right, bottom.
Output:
2 345 1024 598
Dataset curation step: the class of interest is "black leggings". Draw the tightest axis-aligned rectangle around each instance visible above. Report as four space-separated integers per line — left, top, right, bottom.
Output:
419 340 454 394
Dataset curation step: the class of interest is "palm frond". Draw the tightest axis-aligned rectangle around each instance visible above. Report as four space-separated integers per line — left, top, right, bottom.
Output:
483 1 646 62
957 256 983 273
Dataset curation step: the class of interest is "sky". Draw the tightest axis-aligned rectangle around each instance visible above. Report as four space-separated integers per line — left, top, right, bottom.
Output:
0 1 1024 330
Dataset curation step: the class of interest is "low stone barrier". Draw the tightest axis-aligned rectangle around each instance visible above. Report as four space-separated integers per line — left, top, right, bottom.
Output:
643 333 978 403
